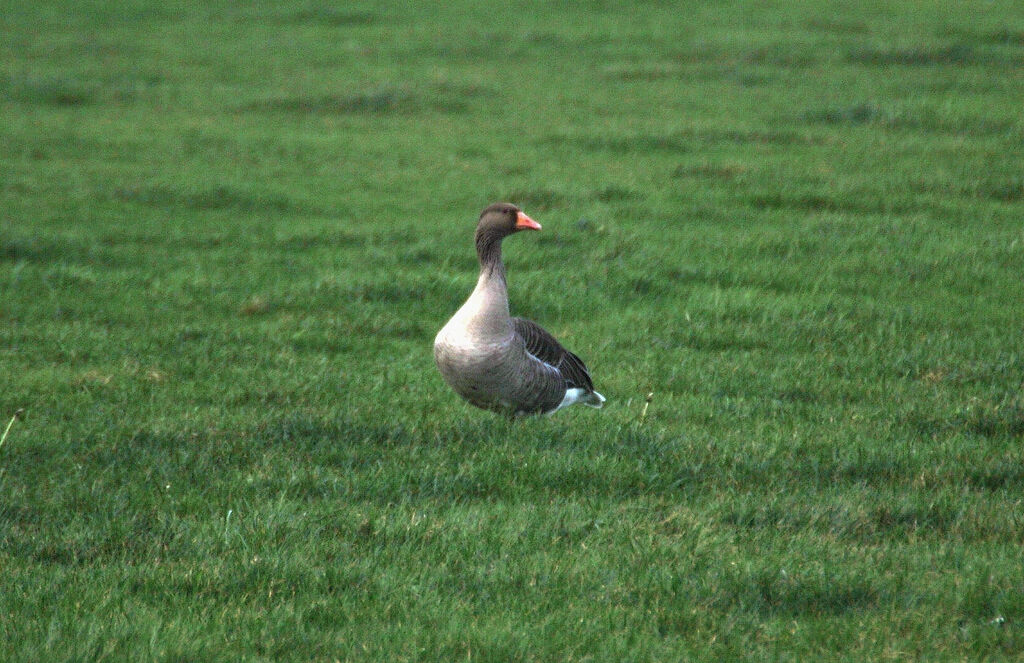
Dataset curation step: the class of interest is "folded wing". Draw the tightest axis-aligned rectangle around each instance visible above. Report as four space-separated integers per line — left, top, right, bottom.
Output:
512 317 595 392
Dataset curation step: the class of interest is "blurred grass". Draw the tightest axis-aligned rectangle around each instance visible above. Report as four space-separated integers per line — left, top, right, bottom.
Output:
2 0 1024 660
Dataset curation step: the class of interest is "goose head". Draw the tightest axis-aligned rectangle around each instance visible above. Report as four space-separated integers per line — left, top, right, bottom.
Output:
475 203 541 267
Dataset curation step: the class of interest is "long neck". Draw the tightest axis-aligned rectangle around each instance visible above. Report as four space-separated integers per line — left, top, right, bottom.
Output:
476 226 507 283
458 227 510 337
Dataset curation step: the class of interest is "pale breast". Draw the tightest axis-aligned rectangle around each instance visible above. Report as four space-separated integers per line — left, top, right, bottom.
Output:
434 323 517 410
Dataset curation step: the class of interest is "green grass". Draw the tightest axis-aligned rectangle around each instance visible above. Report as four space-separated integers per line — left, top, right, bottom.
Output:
2 0 1024 660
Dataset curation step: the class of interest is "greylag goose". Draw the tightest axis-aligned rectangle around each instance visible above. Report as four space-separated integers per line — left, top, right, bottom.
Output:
434 203 606 416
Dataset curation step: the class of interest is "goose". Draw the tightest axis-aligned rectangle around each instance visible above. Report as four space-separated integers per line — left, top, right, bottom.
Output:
434 203 605 416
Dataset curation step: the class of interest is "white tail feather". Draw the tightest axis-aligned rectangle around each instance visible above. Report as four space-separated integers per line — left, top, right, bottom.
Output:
582 390 605 408
551 388 605 413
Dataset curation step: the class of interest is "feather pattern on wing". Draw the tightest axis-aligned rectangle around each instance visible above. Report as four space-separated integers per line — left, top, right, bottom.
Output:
512 317 594 392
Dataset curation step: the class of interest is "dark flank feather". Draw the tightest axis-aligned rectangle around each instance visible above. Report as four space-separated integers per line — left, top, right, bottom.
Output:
512 317 595 392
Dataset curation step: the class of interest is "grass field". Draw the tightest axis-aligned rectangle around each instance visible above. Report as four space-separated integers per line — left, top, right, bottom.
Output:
2 0 1024 660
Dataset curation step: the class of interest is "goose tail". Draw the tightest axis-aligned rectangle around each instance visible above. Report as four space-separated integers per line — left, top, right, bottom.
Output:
581 390 605 408
554 388 605 412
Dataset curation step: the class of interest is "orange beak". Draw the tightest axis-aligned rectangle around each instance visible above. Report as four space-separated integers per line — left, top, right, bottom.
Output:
515 211 542 231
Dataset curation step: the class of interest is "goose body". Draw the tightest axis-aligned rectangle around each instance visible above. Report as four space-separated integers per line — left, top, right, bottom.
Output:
434 203 605 416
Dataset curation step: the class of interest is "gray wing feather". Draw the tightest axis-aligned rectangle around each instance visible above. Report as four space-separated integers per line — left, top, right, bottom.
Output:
511 317 595 391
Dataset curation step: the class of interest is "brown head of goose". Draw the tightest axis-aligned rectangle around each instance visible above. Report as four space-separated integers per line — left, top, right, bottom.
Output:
434 203 605 416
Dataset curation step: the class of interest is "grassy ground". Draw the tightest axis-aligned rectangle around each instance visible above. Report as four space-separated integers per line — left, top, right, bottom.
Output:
2 0 1024 660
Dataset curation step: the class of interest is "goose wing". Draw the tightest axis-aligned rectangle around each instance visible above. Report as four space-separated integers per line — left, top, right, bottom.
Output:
512 317 594 391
